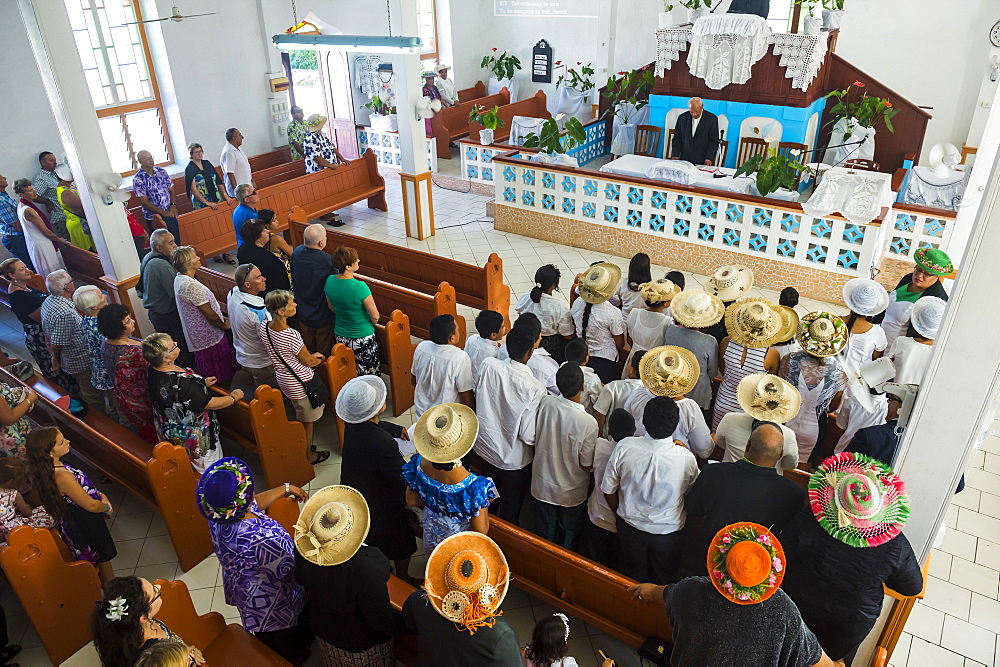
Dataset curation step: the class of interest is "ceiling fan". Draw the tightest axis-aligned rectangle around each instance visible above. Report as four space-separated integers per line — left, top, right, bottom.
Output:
122 4 217 26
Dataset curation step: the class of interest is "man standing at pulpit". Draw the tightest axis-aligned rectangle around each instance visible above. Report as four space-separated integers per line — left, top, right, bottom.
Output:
673 98 720 166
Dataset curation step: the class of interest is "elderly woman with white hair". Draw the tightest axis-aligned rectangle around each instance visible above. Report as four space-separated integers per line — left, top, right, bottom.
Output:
72 285 117 418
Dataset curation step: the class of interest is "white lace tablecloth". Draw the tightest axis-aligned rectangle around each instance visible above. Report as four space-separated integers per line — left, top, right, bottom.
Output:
508 116 546 146
687 15 771 90
801 167 893 224
903 166 967 211
655 29 692 76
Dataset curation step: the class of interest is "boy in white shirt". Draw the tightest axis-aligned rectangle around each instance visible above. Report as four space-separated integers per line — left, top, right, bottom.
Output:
582 408 635 570
464 309 505 378
593 350 645 437
531 362 599 551
498 312 560 395
411 314 474 418
563 338 602 415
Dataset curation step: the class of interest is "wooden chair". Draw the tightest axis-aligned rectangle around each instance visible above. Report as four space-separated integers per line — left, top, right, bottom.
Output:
843 158 881 172
665 129 674 158
959 143 977 170
777 141 808 159
633 125 662 158
736 137 768 168
717 139 729 166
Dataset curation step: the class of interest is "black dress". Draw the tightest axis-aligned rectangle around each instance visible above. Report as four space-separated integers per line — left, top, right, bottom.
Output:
339 420 417 561
237 242 292 296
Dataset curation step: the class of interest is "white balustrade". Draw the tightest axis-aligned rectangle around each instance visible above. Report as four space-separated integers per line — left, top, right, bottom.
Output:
884 206 956 263
358 127 438 173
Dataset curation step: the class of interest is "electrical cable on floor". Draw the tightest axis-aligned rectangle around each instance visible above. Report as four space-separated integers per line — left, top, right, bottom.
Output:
431 174 474 193
435 218 492 230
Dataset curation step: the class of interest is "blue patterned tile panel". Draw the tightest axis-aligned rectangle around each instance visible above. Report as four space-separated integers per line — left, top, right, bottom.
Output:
466 146 478 161
605 183 620 201
698 223 715 242
522 169 536 186
837 249 859 270
651 191 668 210
503 187 515 202
562 176 576 193
675 195 692 214
542 172 556 189
725 203 743 223
503 166 516 182
810 218 832 239
627 187 644 205
673 218 690 237
626 210 642 227
776 238 797 258
542 194 555 210
753 208 772 227
779 213 800 233
894 214 915 231
722 228 740 247
749 233 768 252
582 202 596 219
522 191 535 207
467 165 479 179
650 214 665 232
583 179 598 196
604 206 618 223
806 243 828 263
841 223 865 244
890 236 910 255
699 199 718 219
562 197 576 214
923 218 946 238
482 168 493 182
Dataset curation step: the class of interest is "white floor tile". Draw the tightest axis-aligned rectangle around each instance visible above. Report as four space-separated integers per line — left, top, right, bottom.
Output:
965 468 1000 495
888 631 912 667
976 539 1000 572
906 637 967 667
978 492 1000 520
922 576 973 620
907 602 946 643
940 615 996 665
948 557 1000 600
957 508 1000 542
938 527 978 562
969 593 1000 634
929 551 953 580
135 534 178 567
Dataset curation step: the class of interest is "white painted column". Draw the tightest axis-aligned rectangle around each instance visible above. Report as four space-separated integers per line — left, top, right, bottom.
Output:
18 0 140 285
255 0 294 149
389 0 434 239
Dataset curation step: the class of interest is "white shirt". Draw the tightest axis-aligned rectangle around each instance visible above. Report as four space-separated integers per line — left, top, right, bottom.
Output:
888 336 933 386
626 309 673 351
226 287 272 369
515 292 576 337
592 378 643 436
564 363 602 415
717 411 799 474
498 344 560 395
411 341 474 418
623 388 712 457
220 142 253 197
600 434 699 534
473 357 547 470
436 77 458 105
464 334 500 378
691 114 702 138
623 386 655 437
843 324 887 371
571 298 625 362
531 396 598 507
588 437 619 533
610 282 648 319
836 392 889 453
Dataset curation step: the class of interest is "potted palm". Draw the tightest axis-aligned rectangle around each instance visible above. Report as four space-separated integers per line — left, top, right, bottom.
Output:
481 48 522 101
554 61 595 120
822 0 845 30
825 81 898 162
681 0 714 24
795 0 822 35
601 68 655 156
523 116 588 167
364 94 398 133
735 149 805 200
468 105 505 145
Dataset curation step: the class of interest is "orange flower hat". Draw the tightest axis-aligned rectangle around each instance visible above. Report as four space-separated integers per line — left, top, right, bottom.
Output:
707 522 785 605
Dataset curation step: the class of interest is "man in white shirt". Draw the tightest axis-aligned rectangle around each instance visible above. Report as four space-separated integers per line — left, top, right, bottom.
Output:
602 396 699 584
220 127 254 198
563 338 602 415
624 387 713 458
227 264 275 388
531 362 599 551
434 64 460 106
593 350 645 437
582 408 635 569
472 327 547 525
465 309 504 378
498 313 560 395
411 314 474 418
717 412 800 473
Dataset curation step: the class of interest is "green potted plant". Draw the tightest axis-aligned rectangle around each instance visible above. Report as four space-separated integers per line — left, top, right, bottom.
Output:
825 81 898 163
601 68 655 156
821 0 846 30
468 105 506 145
363 94 398 132
522 116 588 167
681 0 714 24
794 0 822 34
734 149 805 198
554 61 595 120
481 48 522 100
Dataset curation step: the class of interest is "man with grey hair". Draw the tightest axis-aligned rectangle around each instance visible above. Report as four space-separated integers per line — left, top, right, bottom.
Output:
132 149 179 241
227 263 276 388
221 127 253 198
672 97 720 165
137 229 192 366
290 223 336 354
232 183 259 246
40 270 105 410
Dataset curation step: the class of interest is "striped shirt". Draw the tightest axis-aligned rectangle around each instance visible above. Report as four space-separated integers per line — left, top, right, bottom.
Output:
712 342 768 430
259 322 312 400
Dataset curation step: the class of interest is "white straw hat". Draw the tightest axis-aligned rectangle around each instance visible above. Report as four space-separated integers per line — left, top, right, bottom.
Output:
724 298 785 349
842 278 890 317
707 265 754 302
640 345 700 398
413 403 479 463
294 485 370 566
335 376 387 424
670 290 725 329
736 373 801 424
578 262 622 304
639 279 680 305
796 311 849 357
910 296 946 339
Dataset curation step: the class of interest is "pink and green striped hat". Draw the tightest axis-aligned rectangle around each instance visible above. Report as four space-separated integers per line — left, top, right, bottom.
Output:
808 452 910 548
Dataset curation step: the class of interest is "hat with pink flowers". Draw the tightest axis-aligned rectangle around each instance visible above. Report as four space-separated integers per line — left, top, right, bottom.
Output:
707 522 785 605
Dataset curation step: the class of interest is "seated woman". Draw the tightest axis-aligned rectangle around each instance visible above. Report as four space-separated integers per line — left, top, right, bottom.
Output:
98 304 157 444
91 576 205 667
402 403 498 554
197 457 312 663
236 219 291 295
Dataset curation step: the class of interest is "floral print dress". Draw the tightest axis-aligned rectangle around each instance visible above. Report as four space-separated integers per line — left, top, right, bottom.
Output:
0 384 32 459
101 341 157 443
147 367 222 473
0 488 54 541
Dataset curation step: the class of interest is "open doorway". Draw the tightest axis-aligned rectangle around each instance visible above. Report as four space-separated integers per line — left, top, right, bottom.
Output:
283 50 360 158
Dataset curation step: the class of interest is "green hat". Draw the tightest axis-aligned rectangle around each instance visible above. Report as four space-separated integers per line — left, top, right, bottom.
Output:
914 247 953 276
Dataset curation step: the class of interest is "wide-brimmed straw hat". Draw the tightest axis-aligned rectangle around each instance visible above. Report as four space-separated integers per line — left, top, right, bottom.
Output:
774 306 800 343
425 532 510 633
578 262 622 304
707 522 785 605
413 403 479 464
724 298 785 349
843 278 890 317
435 63 452 73
639 345 699 398
196 457 255 523
735 373 801 424
335 376 387 424
640 279 680 305
305 113 328 130
707 265 754 302
796 311 849 357
809 452 910 548
913 247 953 277
910 296 946 339
670 290 725 329
294 485 370 566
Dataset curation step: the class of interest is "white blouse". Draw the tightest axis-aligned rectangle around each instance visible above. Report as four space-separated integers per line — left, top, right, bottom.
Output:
571 298 625 362
888 336 933 386
515 291 576 337
610 282 648 318
843 324 887 371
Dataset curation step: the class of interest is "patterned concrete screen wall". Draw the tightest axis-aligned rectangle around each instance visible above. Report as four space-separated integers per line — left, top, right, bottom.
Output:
885 205 956 263
357 128 438 173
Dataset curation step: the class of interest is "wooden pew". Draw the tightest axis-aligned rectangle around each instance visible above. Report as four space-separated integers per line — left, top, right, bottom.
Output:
250 146 293 171
287 220 511 326
468 90 551 143
431 88 511 159
146 443 213 572
153 579 291 665
457 80 487 103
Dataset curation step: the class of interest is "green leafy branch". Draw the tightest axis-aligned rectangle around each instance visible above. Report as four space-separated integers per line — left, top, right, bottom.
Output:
522 117 587 155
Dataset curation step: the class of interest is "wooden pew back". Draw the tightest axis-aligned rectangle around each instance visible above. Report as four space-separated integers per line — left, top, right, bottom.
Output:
360 276 465 345
432 88 511 158
318 343 357 448
146 443 212 572
457 80 487 103
249 147 293 171
284 150 388 223
469 90 551 142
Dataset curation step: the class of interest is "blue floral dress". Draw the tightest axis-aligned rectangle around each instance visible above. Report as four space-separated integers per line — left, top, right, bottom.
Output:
80 315 113 391
401 455 499 553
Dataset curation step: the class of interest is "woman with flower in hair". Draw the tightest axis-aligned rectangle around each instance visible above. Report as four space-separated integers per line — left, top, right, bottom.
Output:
91 576 204 667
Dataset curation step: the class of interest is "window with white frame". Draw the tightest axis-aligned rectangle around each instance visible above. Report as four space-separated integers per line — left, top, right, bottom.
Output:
415 0 438 60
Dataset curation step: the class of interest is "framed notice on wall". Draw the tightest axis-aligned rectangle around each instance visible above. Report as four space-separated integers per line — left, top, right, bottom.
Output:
532 40 553 83
495 0 598 18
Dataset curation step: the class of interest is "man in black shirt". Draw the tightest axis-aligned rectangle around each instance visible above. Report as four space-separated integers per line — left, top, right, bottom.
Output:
290 223 336 355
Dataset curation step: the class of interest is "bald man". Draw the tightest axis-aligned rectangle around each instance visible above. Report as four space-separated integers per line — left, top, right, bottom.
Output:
290 223 336 354
672 97 720 166
132 149 179 242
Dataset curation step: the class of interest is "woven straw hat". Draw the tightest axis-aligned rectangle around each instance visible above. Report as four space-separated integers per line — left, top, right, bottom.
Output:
305 113 328 131
707 265 754 302
842 278 890 317
774 306 800 343
639 279 680 305
335 376 387 424
910 296 946 339
670 290 725 329
724 298 785 349
796 311 849 357
294 485 370 566
639 345 699 398
578 262 622 304
707 522 785 605
736 373 801 424
425 532 510 633
413 403 479 464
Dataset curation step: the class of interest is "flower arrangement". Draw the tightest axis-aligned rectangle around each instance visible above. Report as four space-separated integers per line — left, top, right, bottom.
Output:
363 94 396 116
601 68 655 125
734 148 805 197
709 524 783 604
826 81 898 139
522 117 588 155
554 61 595 92
468 105 505 131
481 48 522 81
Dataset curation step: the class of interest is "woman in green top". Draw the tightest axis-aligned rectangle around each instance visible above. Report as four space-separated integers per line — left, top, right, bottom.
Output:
55 167 94 251
324 246 381 375
873 247 952 352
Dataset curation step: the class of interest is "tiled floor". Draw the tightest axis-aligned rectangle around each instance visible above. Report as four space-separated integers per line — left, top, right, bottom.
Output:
0 162 992 665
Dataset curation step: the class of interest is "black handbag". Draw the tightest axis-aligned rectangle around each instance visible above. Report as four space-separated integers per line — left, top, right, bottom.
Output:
265 325 330 409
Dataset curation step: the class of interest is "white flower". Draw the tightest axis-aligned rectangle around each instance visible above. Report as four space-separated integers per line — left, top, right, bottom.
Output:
105 597 129 621
789 149 802 157
764 135 776 143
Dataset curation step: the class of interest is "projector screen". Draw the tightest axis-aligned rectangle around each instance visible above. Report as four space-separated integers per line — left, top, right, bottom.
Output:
494 0 598 19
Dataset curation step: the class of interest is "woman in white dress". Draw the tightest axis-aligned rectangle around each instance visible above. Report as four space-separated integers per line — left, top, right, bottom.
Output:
623 278 678 376
610 252 652 318
516 264 576 362
889 296 945 385
875 248 951 351
12 179 66 276
840 278 890 373
571 262 626 383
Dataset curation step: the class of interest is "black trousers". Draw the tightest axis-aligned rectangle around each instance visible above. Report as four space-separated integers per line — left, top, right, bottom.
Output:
797 606 877 666
476 459 531 526
580 521 620 571
253 606 314 666
148 308 194 367
616 517 683 585
587 356 624 384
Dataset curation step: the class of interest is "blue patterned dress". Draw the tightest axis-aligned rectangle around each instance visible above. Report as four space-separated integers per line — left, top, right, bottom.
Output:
401 455 499 554
208 500 307 633
80 315 113 391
